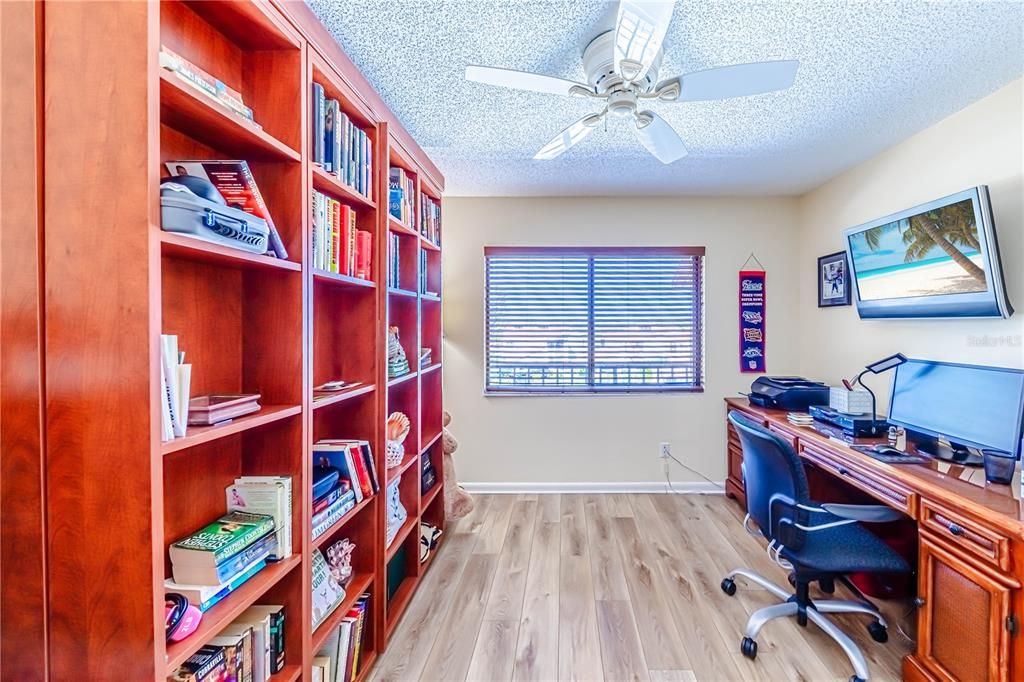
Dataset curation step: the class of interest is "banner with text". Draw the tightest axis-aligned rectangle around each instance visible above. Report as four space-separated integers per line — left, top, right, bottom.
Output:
739 270 766 373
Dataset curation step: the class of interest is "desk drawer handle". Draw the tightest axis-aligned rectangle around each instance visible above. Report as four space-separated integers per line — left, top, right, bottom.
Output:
947 523 965 537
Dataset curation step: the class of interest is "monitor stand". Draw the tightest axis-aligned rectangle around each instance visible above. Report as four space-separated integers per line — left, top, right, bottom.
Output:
915 435 984 467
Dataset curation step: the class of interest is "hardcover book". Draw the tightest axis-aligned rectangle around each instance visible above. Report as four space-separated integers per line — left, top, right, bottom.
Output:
170 511 275 568
227 476 293 559
165 556 267 611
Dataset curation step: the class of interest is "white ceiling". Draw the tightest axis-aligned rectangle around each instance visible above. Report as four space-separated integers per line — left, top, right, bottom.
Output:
307 0 1024 197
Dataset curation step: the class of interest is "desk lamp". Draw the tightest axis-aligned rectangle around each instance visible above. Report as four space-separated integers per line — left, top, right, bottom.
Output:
842 353 907 436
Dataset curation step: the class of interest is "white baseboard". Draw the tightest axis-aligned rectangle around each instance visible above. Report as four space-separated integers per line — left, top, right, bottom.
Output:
460 481 725 494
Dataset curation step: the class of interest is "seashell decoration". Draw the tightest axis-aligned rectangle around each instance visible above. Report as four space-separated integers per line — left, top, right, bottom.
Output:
386 411 410 468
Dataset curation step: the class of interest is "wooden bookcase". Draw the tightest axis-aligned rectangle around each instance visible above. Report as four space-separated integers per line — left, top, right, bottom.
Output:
34 1 444 679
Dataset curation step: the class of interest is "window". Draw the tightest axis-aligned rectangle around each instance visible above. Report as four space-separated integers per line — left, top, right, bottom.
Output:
485 246 704 393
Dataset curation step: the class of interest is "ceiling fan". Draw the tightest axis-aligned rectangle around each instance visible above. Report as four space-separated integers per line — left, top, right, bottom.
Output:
465 0 799 164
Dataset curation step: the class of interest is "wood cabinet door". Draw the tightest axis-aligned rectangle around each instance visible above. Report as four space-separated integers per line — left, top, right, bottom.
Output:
917 534 1014 682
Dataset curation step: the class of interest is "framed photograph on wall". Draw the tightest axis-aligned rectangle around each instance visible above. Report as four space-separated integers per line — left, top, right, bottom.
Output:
818 251 851 307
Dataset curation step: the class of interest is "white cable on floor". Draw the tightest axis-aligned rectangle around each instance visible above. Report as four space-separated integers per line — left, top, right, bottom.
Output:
662 450 725 493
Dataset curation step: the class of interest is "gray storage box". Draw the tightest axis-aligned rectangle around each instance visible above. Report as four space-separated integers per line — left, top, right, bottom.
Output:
160 187 269 255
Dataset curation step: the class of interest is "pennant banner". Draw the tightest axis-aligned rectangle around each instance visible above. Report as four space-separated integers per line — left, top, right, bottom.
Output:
739 270 766 373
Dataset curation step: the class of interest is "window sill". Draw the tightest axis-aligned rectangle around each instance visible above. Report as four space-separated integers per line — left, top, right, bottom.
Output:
484 386 705 397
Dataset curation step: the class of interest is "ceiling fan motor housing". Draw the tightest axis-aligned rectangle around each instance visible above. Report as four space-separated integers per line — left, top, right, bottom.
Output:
582 30 662 94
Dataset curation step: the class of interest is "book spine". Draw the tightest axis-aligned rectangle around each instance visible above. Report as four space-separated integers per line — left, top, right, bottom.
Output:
270 609 285 673
330 200 341 274
311 495 356 539
161 335 185 438
313 83 325 167
238 162 288 260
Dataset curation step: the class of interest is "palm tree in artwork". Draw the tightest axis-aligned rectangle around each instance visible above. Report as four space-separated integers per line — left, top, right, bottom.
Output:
860 200 985 284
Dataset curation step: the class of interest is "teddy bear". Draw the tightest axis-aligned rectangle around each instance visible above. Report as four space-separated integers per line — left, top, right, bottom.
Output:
442 410 474 520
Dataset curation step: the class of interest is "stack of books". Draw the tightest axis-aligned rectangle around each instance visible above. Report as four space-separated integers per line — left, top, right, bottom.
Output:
225 476 293 560
167 511 277 604
387 233 402 289
312 472 356 540
160 334 191 442
312 441 379 538
420 194 440 246
167 605 285 682
388 168 415 226
159 47 257 125
312 84 373 199
312 189 372 279
314 594 370 682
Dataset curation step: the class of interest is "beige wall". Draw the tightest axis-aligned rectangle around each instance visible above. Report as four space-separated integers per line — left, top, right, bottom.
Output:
797 78 1024 405
442 197 801 485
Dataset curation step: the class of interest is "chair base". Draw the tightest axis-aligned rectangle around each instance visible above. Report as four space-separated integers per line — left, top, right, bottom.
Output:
722 568 887 681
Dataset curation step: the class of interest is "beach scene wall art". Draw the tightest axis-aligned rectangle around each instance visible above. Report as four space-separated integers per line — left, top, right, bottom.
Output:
848 198 987 301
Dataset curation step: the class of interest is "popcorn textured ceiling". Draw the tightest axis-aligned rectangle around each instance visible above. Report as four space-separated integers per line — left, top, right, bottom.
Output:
306 0 1024 196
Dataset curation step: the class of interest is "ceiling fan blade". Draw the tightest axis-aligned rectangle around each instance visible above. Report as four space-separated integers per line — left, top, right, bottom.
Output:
534 113 604 160
634 110 687 164
671 60 799 102
465 65 594 97
614 0 675 82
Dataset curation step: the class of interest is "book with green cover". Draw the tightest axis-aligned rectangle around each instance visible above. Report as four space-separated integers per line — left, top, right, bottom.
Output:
170 511 275 568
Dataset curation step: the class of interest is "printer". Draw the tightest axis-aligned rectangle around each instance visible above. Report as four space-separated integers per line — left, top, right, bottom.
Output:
747 377 830 410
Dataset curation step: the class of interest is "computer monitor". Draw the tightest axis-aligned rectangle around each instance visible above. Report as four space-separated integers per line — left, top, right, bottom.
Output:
888 359 1024 459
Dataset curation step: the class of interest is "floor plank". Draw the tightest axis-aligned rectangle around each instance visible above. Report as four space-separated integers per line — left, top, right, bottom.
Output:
420 553 498 681
558 496 604 682
484 499 538 620
465 620 518 682
512 520 560 681
596 600 650 682
583 494 631 601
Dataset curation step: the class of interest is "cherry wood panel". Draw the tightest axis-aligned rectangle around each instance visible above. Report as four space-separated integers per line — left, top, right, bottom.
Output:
42 1 163 678
0 2 48 678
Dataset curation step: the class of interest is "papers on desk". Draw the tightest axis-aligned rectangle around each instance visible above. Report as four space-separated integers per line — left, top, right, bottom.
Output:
787 412 814 427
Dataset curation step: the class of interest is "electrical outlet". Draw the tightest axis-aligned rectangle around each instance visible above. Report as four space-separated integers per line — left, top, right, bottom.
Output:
660 442 672 459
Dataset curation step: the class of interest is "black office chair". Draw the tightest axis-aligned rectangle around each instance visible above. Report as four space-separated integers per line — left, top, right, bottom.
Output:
721 410 911 682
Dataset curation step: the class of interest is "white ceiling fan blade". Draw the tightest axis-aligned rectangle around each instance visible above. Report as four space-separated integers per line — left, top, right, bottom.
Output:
535 113 604 160
614 0 675 82
465 65 594 97
672 60 799 102
634 111 687 164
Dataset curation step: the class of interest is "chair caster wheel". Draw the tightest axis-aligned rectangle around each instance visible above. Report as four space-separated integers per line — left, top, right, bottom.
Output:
721 578 737 596
849 677 866 682
787 572 797 586
740 637 757 659
868 620 888 643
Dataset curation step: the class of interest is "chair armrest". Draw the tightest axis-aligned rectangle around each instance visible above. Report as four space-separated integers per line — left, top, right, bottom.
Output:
820 503 905 523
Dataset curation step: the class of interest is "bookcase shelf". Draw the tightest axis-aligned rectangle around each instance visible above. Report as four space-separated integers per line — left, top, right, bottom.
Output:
420 292 441 302
386 452 419 483
420 430 443 455
36 1 444 679
160 404 302 455
387 371 418 388
385 517 418 563
312 383 376 411
160 231 303 272
313 268 376 289
387 216 419 238
165 554 302 673
312 165 376 210
160 72 301 163
312 572 375 652
422 482 443 510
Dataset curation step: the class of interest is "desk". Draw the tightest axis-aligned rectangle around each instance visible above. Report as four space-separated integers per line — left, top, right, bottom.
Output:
725 397 1023 682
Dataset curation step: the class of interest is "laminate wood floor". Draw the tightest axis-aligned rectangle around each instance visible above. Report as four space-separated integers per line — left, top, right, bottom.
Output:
371 494 912 682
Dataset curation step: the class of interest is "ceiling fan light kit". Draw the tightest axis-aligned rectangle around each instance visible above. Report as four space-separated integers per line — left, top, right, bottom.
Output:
465 0 800 164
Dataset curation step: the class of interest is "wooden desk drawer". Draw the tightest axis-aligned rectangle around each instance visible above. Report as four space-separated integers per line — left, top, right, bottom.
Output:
799 443 915 515
920 499 1010 572
768 422 799 449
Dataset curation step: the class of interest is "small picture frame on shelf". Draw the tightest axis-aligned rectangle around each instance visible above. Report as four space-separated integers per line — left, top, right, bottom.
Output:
818 251 851 307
